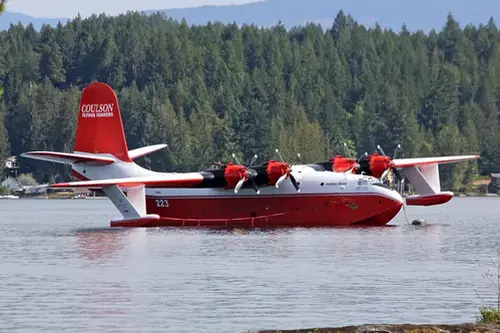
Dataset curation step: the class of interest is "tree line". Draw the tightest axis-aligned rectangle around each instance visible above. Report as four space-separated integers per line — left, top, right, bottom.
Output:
0 10 497 190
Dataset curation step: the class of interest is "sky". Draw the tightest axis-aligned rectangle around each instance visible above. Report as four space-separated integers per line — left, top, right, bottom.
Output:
7 0 260 18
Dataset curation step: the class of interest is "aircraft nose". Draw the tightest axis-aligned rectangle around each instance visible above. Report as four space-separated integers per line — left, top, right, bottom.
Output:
393 190 404 204
380 185 404 206
391 191 404 209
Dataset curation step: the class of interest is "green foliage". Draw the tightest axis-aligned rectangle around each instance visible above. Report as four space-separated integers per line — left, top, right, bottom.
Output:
0 11 490 188
17 173 38 186
0 186 8 195
474 250 500 323
0 1 5 14
0 105 8 163
478 306 500 324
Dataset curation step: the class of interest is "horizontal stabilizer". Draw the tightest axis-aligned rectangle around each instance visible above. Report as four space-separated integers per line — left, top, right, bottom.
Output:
393 155 479 168
49 173 205 189
128 144 168 160
21 151 115 165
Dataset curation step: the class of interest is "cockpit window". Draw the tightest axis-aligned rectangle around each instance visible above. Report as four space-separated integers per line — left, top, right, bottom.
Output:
372 182 390 189
357 177 380 186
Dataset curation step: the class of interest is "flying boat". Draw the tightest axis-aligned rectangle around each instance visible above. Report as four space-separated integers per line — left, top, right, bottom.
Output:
21 82 479 228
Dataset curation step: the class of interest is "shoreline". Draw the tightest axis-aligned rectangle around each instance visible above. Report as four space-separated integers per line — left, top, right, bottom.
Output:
254 323 500 333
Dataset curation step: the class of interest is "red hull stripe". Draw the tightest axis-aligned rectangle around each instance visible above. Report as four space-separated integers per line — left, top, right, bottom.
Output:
134 194 403 228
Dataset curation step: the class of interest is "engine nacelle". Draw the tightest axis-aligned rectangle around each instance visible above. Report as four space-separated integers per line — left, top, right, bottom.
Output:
367 153 392 179
332 155 358 173
224 163 248 189
266 160 291 185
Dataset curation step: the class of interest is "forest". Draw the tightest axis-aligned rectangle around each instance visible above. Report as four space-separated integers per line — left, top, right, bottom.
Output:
0 10 498 190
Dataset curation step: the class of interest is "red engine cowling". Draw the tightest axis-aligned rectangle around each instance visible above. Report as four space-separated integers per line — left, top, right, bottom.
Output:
224 163 248 188
266 160 291 185
332 155 358 173
368 154 392 179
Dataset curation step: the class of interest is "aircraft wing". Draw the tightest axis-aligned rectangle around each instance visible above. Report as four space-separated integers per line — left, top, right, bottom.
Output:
50 173 205 189
392 155 480 169
391 154 480 206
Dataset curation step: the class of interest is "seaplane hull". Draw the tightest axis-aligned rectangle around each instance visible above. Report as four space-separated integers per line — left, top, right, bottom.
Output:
140 193 402 228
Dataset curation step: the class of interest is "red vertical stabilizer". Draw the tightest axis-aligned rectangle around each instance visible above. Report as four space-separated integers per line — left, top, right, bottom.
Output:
74 82 132 162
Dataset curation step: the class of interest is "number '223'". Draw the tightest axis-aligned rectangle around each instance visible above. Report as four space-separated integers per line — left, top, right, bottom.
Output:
155 199 169 208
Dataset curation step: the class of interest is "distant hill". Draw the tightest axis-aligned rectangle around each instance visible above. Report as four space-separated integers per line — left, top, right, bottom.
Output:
155 0 499 32
2 0 500 32
0 11 66 30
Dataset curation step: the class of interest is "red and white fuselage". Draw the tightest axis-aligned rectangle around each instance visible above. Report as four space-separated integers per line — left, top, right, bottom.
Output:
21 82 478 228
68 156 404 227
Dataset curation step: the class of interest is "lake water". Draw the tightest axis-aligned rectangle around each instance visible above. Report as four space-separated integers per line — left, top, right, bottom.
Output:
1 197 500 333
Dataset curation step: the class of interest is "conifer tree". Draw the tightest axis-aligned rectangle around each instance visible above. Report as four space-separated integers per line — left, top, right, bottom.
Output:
0 10 490 188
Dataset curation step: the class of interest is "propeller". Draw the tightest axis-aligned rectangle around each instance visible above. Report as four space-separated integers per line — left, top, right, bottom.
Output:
273 149 300 192
334 142 367 174
375 144 403 183
230 153 260 194
347 151 368 174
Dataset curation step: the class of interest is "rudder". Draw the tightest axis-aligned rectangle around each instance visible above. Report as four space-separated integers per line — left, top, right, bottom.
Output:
74 82 132 162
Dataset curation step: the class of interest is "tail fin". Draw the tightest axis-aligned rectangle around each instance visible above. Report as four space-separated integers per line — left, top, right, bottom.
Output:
22 81 168 168
74 82 132 162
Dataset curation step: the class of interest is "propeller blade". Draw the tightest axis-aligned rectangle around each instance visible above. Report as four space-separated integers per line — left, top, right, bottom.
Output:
358 152 368 163
345 165 357 174
380 168 391 181
275 173 288 188
290 174 300 192
234 177 246 194
248 154 258 167
249 177 260 194
275 148 285 162
377 145 386 156
292 153 301 165
343 142 349 156
393 144 402 159
231 153 242 165
393 168 403 181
